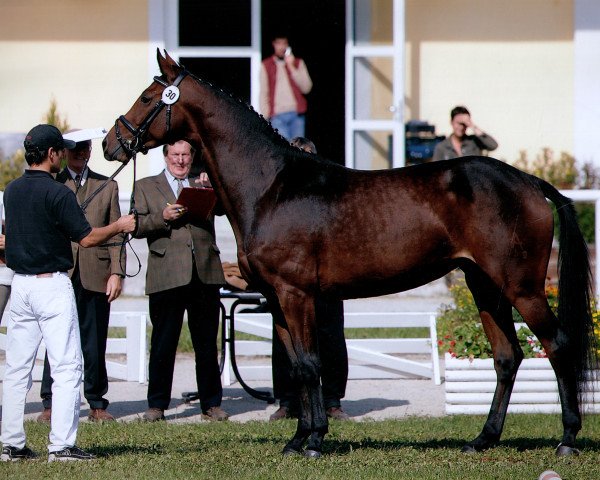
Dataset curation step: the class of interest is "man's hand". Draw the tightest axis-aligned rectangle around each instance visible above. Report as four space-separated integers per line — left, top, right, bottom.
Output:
194 172 212 188
0 234 5 250
284 53 296 69
106 274 123 303
117 214 136 233
163 203 187 222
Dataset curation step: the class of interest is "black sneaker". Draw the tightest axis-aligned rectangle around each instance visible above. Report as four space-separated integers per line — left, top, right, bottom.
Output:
1 445 38 462
48 446 95 462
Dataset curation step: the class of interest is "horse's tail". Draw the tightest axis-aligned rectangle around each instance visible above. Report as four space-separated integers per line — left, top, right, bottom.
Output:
539 179 599 395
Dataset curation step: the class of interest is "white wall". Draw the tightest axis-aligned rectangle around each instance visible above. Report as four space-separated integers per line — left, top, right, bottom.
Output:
574 0 600 167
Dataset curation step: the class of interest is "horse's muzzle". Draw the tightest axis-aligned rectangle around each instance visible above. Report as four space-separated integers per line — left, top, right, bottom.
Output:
102 137 129 163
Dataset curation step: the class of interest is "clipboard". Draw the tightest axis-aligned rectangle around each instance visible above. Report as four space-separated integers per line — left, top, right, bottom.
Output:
176 187 217 222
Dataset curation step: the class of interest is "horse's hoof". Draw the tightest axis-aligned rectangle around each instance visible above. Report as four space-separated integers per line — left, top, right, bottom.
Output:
555 443 580 456
282 447 303 457
461 445 478 454
304 449 322 459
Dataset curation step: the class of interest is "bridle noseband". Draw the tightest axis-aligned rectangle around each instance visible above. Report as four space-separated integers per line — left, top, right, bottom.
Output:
114 70 189 157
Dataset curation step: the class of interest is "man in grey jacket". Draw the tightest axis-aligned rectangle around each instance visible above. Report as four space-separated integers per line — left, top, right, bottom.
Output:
134 139 228 422
431 105 498 161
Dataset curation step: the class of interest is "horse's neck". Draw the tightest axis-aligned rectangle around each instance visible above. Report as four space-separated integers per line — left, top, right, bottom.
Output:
208 142 283 260
190 98 283 236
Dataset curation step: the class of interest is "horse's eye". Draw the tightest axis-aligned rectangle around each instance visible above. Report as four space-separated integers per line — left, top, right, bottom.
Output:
140 95 151 104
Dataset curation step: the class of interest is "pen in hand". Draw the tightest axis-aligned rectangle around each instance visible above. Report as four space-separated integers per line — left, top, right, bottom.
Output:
164 202 187 221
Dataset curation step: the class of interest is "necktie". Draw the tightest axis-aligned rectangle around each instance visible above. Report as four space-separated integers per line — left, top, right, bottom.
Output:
74 174 81 186
176 178 184 197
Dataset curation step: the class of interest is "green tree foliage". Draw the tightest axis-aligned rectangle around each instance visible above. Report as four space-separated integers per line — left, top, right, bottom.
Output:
0 99 72 189
0 149 25 190
43 97 70 133
43 98 71 169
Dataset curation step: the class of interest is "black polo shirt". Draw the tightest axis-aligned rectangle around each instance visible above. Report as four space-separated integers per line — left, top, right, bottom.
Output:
4 170 92 274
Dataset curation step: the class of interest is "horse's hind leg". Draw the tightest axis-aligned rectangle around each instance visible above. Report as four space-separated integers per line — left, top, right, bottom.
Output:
514 297 583 456
462 270 523 453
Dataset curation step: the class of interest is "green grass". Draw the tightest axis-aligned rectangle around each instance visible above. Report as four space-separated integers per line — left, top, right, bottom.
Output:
3 415 600 479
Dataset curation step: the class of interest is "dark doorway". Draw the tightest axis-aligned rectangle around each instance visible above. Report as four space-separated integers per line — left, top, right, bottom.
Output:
262 0 346 163
178 0 346 164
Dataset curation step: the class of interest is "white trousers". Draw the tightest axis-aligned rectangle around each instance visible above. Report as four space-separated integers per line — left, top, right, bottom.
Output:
1 272 82 452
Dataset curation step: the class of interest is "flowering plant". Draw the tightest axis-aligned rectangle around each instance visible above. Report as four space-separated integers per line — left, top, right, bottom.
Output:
436 280 586 360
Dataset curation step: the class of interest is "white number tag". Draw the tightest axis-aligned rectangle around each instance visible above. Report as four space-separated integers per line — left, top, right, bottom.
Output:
162 86 180 105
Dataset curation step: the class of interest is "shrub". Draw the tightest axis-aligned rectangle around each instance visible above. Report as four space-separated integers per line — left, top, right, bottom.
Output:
437 280 558 360
0 99 70 190
512 148 600 242
513 148 578 189
0 149 25 190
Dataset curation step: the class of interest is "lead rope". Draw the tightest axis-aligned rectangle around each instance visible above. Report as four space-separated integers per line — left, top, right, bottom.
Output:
121 152 141 278
76 154 142 278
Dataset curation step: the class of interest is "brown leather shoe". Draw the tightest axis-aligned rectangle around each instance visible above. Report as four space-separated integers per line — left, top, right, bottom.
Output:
37 408 52 424
269 405 300 421
269 406 290 421
88 408 115 423
142 408 165 422
201 406 229 421
326 406 350 421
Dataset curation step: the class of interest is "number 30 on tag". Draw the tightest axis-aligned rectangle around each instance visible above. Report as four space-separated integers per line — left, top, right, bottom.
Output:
162 86 180 105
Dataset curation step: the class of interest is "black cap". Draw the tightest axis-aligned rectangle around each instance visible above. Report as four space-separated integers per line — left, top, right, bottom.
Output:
24 124 76 152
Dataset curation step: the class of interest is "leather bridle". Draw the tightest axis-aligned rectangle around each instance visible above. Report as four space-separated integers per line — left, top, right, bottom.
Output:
114 70 189 157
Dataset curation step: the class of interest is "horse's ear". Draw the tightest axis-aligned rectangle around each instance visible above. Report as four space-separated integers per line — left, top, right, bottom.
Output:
156 49 180 78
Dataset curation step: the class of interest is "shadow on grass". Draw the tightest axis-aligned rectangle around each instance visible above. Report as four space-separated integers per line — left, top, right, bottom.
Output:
92 444 168 457
321 436 600 455
224 426 600 456
86 399 149 420
342 397 410 417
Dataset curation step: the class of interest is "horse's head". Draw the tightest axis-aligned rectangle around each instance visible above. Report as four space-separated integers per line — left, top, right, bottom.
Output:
103 50 190 162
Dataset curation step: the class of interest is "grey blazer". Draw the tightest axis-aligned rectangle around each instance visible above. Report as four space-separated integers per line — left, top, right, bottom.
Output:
56 168 125 293
133 171 225 295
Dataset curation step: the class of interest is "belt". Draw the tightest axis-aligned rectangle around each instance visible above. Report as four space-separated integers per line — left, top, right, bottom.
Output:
15 271 67 278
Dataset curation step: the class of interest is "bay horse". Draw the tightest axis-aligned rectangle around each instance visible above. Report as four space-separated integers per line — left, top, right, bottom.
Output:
103 51 598 457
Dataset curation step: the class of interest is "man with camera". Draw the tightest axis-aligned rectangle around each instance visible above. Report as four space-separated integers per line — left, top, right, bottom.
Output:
431 105 498 161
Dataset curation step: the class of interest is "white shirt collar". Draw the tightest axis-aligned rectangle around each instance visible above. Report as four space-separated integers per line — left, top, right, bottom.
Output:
67 166 88 185
163 169 189 197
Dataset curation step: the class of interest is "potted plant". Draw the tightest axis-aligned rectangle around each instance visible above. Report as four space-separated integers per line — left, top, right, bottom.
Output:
438 279 600 414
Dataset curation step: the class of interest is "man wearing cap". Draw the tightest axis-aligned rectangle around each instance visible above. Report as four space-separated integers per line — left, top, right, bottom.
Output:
0 124 135 462
38 128 125 424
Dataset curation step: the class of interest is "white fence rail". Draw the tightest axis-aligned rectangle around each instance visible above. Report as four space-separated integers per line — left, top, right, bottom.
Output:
225 311 441 385
0 311 147 383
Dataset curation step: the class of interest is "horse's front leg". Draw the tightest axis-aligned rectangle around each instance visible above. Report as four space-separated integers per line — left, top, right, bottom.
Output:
300 371 327 457
273 289 328 457
282 373 326 457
